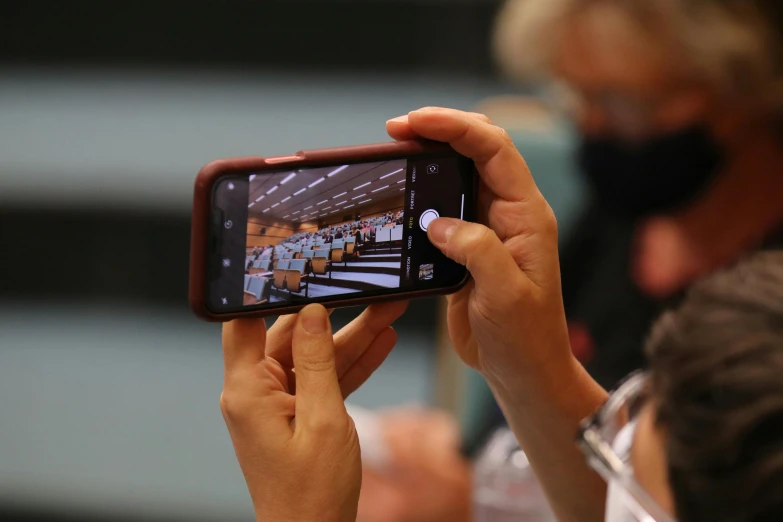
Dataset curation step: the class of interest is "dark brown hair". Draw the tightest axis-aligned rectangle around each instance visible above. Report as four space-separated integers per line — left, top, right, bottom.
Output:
646 251 783 522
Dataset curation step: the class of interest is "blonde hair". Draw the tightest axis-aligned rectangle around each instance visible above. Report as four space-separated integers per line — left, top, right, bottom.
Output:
493 0 783 106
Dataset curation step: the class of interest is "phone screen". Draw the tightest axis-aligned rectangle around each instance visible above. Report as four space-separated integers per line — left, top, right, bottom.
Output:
207 153 474 313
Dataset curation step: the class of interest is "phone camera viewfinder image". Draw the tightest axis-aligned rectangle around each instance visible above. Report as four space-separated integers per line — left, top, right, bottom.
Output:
208 153 472 313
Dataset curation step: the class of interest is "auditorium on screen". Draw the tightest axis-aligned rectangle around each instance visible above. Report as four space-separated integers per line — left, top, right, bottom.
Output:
242 159 408 305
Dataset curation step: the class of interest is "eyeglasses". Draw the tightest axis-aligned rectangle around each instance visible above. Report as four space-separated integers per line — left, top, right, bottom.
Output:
546 82 695 140
577 371 676 522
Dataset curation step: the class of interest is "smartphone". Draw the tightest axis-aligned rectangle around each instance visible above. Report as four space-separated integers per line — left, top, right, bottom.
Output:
189 140 477 321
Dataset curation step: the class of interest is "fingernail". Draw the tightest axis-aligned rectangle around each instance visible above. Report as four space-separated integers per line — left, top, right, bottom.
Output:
387 115 406 123
427 218 459 246
300 305 327 334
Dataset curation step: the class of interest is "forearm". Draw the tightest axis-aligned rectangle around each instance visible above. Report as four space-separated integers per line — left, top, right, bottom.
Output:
489 355 608 522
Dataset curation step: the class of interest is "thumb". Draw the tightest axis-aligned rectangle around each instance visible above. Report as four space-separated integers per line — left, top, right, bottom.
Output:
292 304 345 426
427 217 522 296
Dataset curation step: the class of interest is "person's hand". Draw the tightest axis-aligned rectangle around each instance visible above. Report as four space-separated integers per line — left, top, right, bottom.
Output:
357 408 471 522
387 107 575 396
221 302 407 522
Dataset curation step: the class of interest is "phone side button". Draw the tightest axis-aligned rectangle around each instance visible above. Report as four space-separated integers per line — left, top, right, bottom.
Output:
265 155 304 165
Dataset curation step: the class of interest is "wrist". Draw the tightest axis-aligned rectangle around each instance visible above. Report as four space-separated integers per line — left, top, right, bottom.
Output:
255 511 346 522
486 345 585 407
256 501 356 522
489 353 607 427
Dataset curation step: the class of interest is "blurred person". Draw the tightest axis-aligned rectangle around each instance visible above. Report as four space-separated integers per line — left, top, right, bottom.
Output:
356 408 472 522
221 108 783 522
491 0 783 387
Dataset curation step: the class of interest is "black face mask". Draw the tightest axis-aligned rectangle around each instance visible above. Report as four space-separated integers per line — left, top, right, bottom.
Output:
577 125 725 218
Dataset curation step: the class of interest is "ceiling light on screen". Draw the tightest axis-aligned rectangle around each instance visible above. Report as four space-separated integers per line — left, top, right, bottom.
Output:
396 179 405 184
380 168 404 179
255 195 265 202
335 200 347 206
332 192 347 199
249 174 256 181
323 206 332 210
283 215 290 218
309 178 325 188
344 204 355 209
263 208 271 212
294 188 306 196
331 210 339 214
293 210 301 215
371 185 389 193
317 200 328 205
327 165 349 177
281 196 291 203
400 187 405 191
272 203 280 208
267 186 279 195
248 202 255 208
353 181 371 190
304 206 313 210
358 199 371 204
280 173 296 185
351 193 366 200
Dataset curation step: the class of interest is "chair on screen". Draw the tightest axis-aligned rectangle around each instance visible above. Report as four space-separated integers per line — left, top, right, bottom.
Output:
344 236 356 255
261 254 271 261
375 226 391 244
244 274 251 291
391 225 403 242
285 259 309 297
273 259 291 289
312 251 329 276
303 251 315 260
247 259 265 274
282 252 293 260
259 260 271 271
331 239 345 263
244 276 269 304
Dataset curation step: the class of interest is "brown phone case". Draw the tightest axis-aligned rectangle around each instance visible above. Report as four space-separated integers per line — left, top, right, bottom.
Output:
189 140 475 322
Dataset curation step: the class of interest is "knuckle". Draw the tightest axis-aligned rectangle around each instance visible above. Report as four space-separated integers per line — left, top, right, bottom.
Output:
540 203 559 237
219 390 242 420
308 413 348 437
470 111 493 124
508 275 531 301
494 126 515 147
460 224 497 250
297 353 336 374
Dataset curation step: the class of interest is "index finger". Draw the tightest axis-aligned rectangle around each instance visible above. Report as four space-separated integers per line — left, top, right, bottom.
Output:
406 107 538 203
222 317 268 373
264 308 335 366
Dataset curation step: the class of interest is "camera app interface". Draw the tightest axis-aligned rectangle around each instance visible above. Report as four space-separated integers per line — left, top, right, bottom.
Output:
209 155 471 311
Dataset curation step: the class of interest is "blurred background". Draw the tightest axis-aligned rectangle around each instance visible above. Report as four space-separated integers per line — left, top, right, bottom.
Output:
0 1 584 521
